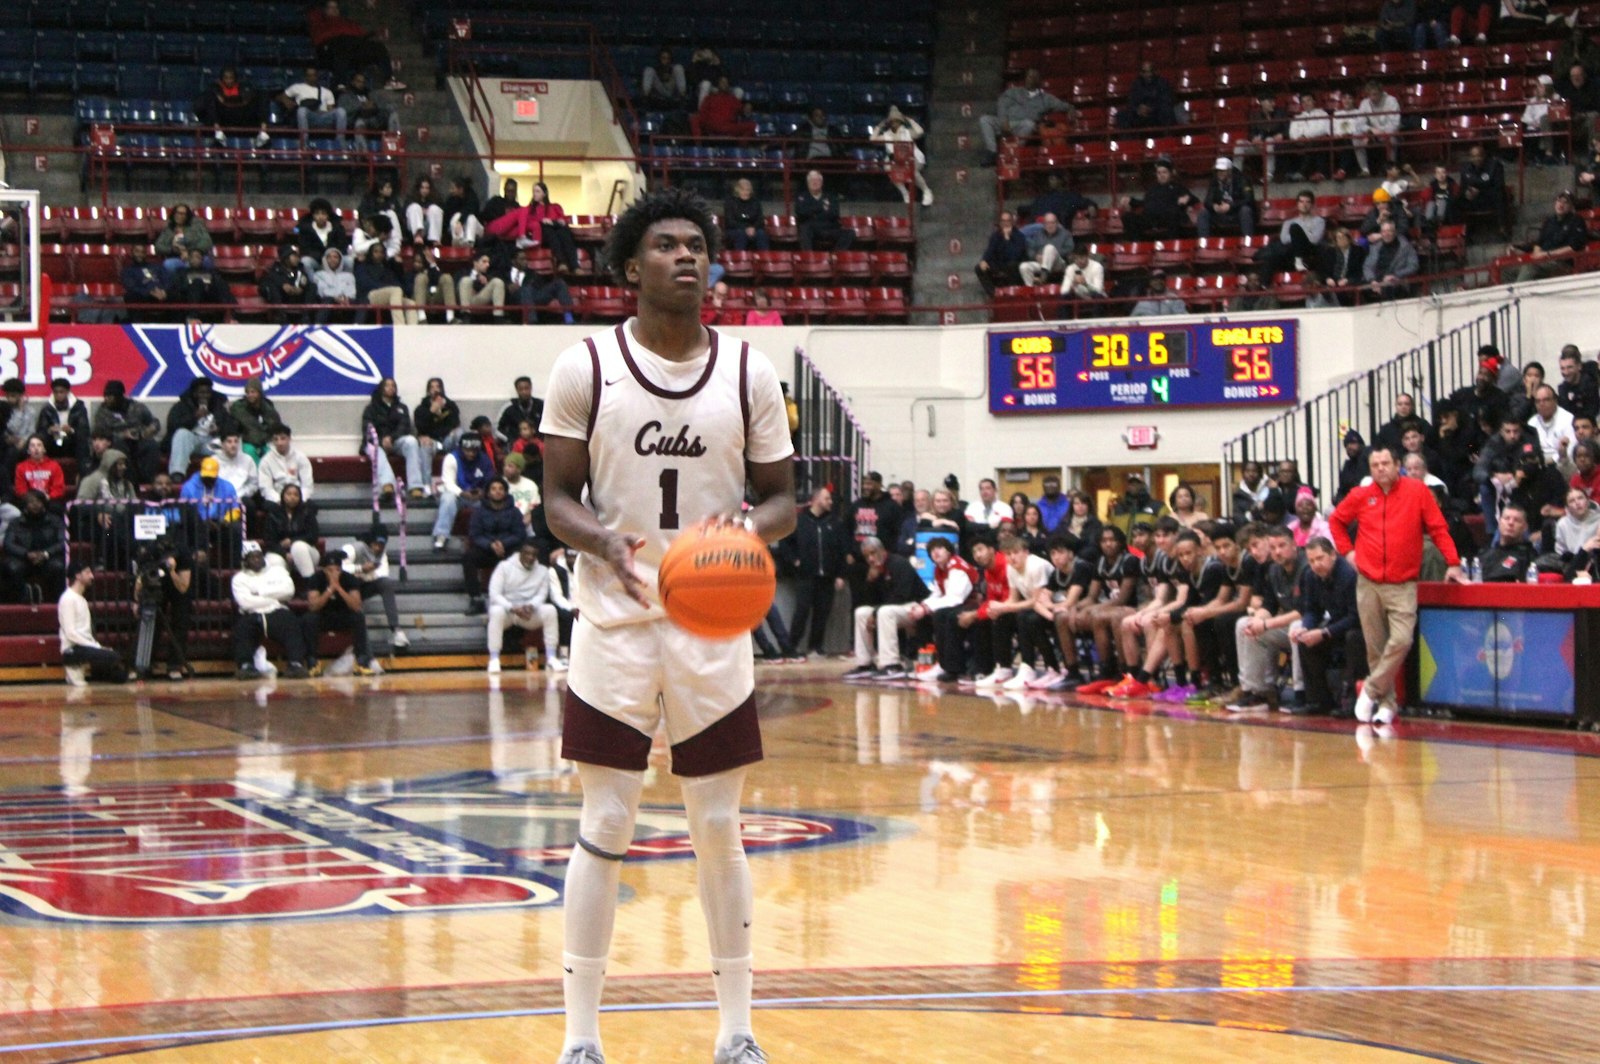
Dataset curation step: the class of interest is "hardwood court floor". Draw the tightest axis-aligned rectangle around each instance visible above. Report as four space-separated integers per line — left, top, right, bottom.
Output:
1 666 1599 1062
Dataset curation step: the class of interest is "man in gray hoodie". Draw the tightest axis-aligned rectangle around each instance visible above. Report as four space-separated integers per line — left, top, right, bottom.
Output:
313 247 356 323
978 68 1074 167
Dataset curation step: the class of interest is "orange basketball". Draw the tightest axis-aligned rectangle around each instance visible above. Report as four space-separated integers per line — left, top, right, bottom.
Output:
658 525 776 640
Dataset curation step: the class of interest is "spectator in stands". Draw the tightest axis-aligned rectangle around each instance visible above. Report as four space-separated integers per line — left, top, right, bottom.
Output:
231 542 309 680
58 563 127 685
164 377 229 477
464 477 524 616
1376 393 1426 452
120 246 170 322
338 72 399 140
872 107 933 207
432 432 492 551
312 248 356 323
1234 91 1288 181
975 210 1028 297
1460 143 1510 235
1058 245 1106 312
642 47 688 110
503 451 539 527
179 456 242 536
1015 504 1049 555
1361 188 1413 239
173 248 233 323
1169 484 1210 529
444 175 483 248
1475 415 1526 516
979 68 1075 166
1363 219 1419 301
154 204 214 283
745 289 783 326
345 528 406 651
281 67 348 147
263 481 319 579
1229 273 1281 312
1287 538 1363 717
700 281 739 326
296 198 351 263
355 243 417 325
1513 190 1589 282
777 486 847 660
1030 475 1067 532
528 183 580 275
458 252 507 321
1447 0 1492 44
1355 81 1402 176
1555 486 1600 557
723 178 769 252
1529 384 1577 465
308 0 404 90
412 376 462 466
1108 473 1168 534
1063 490 1102 549
1116 61 1177 132
1556 62 1600 153
226 376 279 462
1285 91 1334 181
259 245 311 322
404 177 444 248
496 377 542 447
688 46 730 104
1126 160 1196 240
795 171 853 252
2 490 64 603
215 431 258 505
1421 164 1462 230
1376 0 1418 51
844 536 930 679
1478 503 1538 581
1233 460 1271 519
485 540 562 674
1 381 33 493
1556 25 1600 78
1558 347 1599 420
1197 157 1256 238
1509 440 1568 548
1285 487 1330 547
92 381 161 484
1017 213 1071 286
698 76 756 139
361 377 426 498
1578 141 1600 200
1524 75 1560 166
1573 438 1600 499
14 435 64 505
1022 173 1096 229
1337 431 1370 502
258 424 312 506
1131 271 1186 316
303 548 377 676
195 66 271 148
36 378 89 468
1316 226 1367 306
353 212 401 263
964 478 1006 528
1259 190 1326 277
1414 0 1451 47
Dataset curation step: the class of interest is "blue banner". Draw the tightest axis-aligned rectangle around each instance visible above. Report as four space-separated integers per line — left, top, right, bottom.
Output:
1418 607 1576 716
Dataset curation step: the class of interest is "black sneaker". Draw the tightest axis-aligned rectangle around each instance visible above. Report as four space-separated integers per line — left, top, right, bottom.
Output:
283 662 310 680
877 664 909 680
235 664 264 681
843 664 878 679
466 596 486 616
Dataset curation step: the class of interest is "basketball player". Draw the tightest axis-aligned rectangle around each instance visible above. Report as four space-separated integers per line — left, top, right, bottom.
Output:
1075 525 1140 693
540 188 796 1064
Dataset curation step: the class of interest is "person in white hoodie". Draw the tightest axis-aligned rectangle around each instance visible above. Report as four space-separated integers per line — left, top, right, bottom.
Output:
257 424 314 505
313 247 356 324
59 563 128 685
214 430 259 503
1354 80 1402 177
231 541 310 679
486 540 564 674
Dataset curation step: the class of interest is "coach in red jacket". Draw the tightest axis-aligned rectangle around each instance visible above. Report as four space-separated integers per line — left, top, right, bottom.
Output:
1329 444 1465 726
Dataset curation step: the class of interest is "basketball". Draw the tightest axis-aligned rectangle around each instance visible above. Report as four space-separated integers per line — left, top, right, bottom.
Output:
658 525 776 640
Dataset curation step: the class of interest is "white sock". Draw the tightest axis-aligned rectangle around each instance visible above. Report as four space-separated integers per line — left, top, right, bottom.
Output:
711 953 754 1048
561 951 608 1050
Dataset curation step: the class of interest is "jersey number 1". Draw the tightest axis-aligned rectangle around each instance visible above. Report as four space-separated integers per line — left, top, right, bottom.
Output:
658 468 680 529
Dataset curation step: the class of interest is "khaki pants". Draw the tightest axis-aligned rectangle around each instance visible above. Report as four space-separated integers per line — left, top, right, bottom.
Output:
412 271 458 320
1356 574 1417 703
365 285 417 325
854 603 918 669
461 275 506 315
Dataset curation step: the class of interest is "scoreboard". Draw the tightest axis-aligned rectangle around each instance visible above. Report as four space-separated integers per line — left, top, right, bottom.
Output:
987 320 1298 414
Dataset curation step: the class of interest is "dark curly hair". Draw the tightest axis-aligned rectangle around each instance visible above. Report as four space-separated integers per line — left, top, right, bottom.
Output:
603 186 722 287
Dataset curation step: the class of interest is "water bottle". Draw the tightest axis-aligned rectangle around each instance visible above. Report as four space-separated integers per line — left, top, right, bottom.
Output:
1527 562 1539 584
1469 557 1481 583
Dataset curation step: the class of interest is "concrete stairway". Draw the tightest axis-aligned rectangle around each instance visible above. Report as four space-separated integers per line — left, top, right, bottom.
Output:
909 0 1005 324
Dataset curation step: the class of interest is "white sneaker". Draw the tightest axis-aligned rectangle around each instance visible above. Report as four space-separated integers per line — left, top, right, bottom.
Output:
974 668 1014 689
1024 668 1062 689
255 129 270 147
63 665 87 687
1002 664 1038 690
486 657 501 675
714 1036 769 1064
557 1045 605 1064
921 188 934 207
433 536 446 550
550 657 569 672
1373 701 1398 726
392 629 410 649
1353 687 1375 723
213 127 226 144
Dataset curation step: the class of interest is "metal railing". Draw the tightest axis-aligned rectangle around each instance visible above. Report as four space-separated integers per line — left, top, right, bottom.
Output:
1221 300 1521 506
792 345 870 498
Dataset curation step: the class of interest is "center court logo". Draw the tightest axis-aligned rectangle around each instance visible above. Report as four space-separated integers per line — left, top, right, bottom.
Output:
0 773 891 925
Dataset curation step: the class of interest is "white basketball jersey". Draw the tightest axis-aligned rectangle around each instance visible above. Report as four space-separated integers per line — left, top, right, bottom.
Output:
541 320 794 628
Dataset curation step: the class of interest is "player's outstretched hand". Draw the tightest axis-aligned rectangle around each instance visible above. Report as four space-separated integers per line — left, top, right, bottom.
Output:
602 531 651 608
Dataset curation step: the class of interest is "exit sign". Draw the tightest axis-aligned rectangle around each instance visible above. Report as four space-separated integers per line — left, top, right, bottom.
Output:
513 98 540 123
1124 425 1160 449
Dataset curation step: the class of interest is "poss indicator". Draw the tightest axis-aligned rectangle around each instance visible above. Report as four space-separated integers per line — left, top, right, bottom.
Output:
988 320 1298 413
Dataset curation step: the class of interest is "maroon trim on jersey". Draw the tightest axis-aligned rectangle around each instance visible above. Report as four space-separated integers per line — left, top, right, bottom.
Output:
670 693 763 777
616 321 720 399
582 336 602 440
738 341 751 440
562 688 653 771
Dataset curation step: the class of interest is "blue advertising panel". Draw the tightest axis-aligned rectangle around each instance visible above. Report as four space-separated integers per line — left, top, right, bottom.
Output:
987 320 1298 414
1418 607 1576 716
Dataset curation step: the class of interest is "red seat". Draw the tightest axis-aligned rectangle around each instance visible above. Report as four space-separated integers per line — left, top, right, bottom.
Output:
840 216 875 244
753 251 795 281
108 206 154 243
833 250 872 281
213 245 260 277
195 206 237 242
869 251 910 283
1151 239 1193 271
719 249 754 281
40 243 72 284
864 285 907 321
1110 242 1153 273
824 286 868 321
785 286 827 319
1194 236 1237 266
63 207 108 241
236 207 282 241
765 214 798 244
793 251 833 280
70 244 120 285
